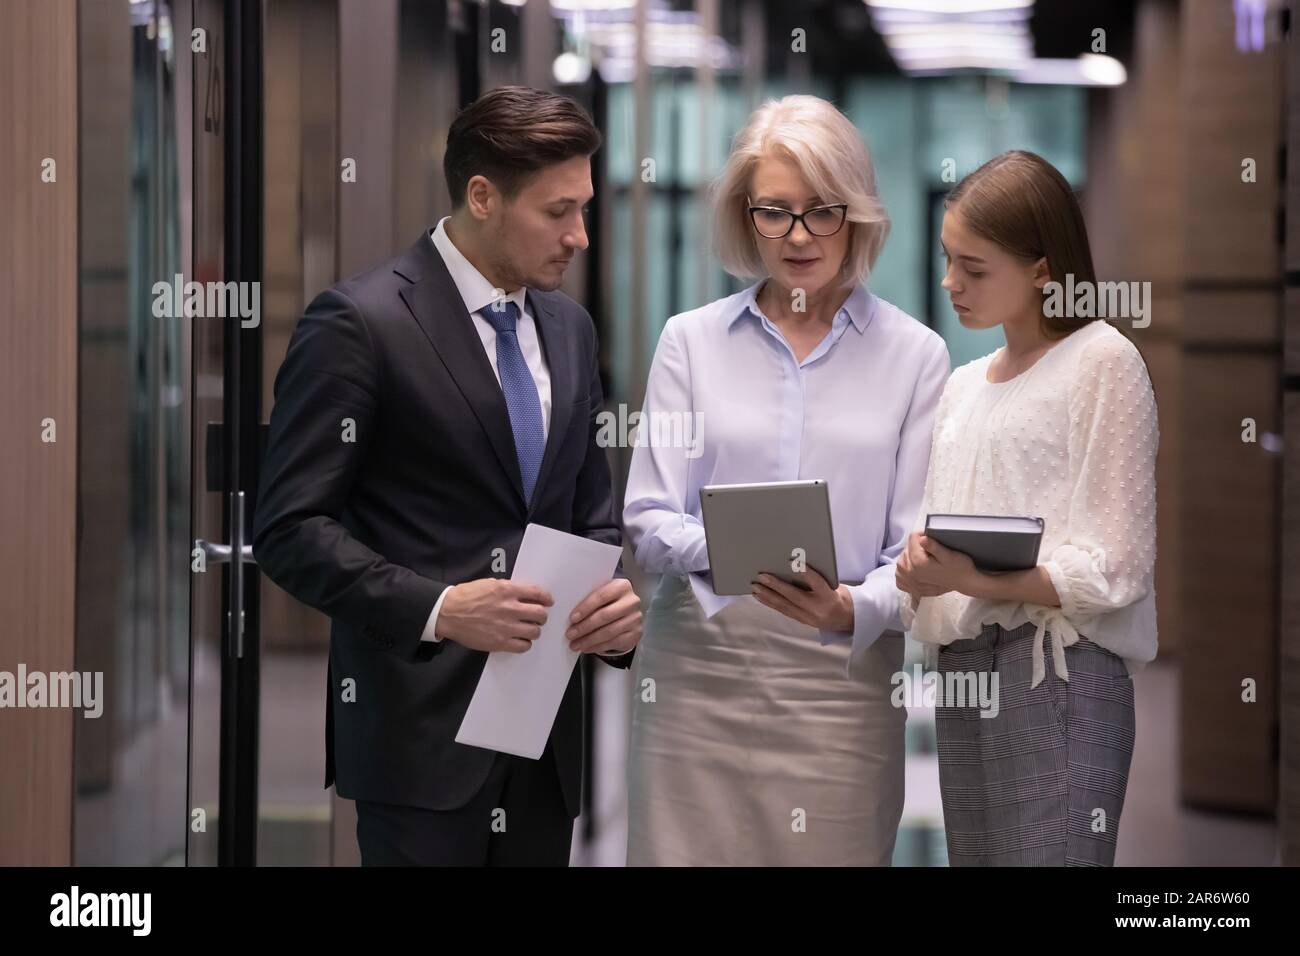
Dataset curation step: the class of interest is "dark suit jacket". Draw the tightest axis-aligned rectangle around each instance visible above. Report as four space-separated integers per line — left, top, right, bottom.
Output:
252 231 631 819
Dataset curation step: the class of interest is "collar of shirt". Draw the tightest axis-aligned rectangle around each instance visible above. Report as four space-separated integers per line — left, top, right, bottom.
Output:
430 216 529 318
730 279 874 336
730 279 874 368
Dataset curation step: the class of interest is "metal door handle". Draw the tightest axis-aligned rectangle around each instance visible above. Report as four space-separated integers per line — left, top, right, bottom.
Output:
194 490 256 657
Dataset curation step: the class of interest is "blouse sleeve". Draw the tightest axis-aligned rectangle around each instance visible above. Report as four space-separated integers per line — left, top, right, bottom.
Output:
622 316 710 575
830 334 950 659
1040 329 1159 623
897 368 960 634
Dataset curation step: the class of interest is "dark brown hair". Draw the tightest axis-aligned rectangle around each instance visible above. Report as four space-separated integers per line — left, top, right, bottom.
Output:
443 85 602 208
946 150 1098 340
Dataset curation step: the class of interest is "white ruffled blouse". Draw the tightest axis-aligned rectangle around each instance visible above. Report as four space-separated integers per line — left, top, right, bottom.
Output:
899 319 1159 687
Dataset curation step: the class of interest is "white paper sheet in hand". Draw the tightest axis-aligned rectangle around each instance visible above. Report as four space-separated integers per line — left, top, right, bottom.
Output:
455 523 622 760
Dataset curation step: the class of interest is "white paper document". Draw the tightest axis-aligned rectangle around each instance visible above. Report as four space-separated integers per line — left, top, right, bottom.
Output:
455 523 622 759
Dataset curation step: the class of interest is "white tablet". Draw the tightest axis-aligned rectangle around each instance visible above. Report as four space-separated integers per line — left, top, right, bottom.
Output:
700 479 839 596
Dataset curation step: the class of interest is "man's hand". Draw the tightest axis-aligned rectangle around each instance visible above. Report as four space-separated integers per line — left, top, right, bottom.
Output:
434 579 554 653
566 578 643 657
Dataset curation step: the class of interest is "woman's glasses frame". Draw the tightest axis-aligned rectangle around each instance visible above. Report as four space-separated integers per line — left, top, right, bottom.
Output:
745 197 849 239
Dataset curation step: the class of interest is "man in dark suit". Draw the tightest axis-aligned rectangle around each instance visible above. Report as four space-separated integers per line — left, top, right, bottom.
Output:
252 86 642 866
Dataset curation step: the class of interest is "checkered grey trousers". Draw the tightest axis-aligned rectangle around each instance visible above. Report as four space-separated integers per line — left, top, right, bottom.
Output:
934 621 1136 866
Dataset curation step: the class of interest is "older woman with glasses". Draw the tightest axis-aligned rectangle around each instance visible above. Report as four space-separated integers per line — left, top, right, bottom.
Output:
622 95 951 865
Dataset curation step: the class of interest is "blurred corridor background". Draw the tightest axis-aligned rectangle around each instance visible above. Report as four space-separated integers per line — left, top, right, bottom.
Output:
1 0 1295 866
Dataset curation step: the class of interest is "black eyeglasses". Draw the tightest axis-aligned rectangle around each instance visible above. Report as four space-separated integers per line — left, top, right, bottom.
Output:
746 198 848 239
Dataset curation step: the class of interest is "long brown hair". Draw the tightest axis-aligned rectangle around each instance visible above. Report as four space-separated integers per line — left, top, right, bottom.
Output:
946 150 1098 340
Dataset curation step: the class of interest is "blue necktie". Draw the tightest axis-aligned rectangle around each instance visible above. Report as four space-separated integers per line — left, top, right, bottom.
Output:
481 300 545 506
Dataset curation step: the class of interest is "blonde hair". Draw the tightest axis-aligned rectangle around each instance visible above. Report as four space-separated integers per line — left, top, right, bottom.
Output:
710 95 890 284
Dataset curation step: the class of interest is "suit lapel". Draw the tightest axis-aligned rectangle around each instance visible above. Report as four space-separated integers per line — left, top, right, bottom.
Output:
395 234 579 517
398 239 527 508
527 290 575 521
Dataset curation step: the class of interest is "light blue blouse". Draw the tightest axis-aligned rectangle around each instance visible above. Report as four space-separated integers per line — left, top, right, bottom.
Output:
622 281 951 670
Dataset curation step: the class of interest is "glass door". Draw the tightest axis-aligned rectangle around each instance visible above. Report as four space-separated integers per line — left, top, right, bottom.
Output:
75 0 464 867
186 0 472 867
190 0 338 867
187 0 263 867
73 0 190 868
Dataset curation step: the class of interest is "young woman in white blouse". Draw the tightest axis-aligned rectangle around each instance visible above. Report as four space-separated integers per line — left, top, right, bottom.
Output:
895 150 1158 866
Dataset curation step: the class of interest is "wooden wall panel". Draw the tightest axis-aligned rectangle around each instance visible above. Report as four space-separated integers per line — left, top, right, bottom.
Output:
1086 0 1185 657
1282 392 1300 863
1177 0 1283 813
0 0 79 866
1182 0 1282 284
1179 349 1280 811
1280 0 1300 868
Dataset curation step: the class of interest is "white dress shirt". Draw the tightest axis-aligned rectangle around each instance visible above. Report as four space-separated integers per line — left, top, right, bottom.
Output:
421 217 551 645
898 319 1159 688
622 280 951 674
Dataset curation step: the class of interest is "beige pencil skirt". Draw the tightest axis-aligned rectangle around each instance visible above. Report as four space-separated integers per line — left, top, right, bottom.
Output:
625 573 906 866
